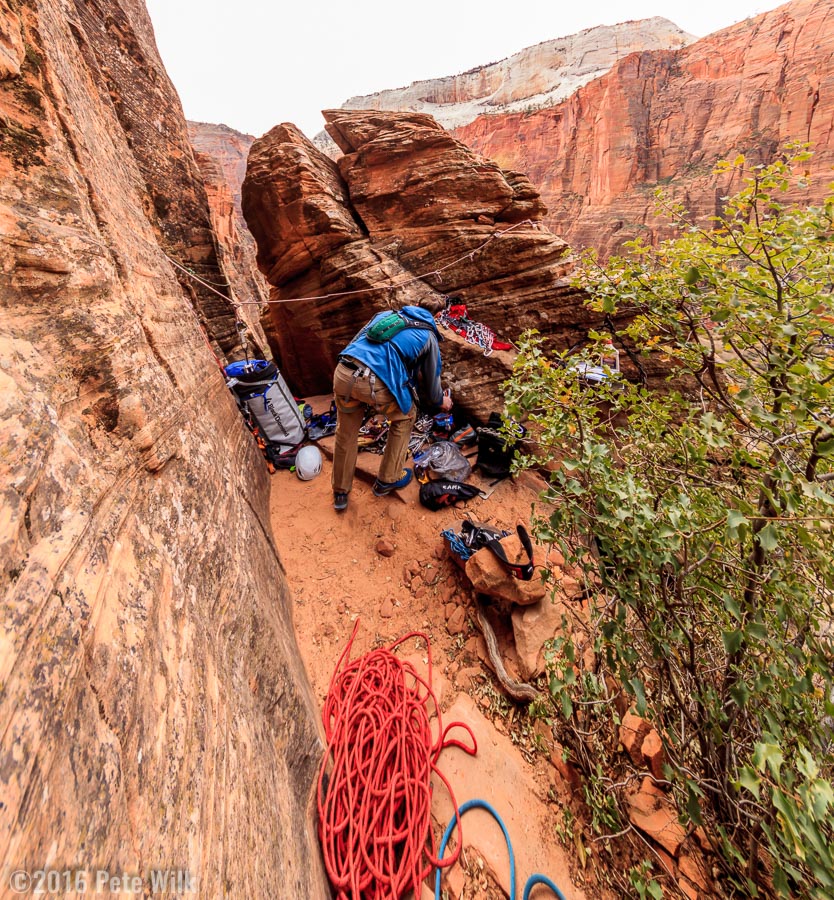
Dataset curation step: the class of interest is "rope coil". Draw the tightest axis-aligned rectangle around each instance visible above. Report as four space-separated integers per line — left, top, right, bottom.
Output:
317 623 476 899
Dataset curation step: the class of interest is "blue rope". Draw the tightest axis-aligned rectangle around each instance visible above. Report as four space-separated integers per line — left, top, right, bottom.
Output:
441 528 473 561
523 873 567 900
435 799 515 899
434 798 566 900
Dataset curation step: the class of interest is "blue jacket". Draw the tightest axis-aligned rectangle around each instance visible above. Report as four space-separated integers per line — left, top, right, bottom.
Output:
340 306 443 414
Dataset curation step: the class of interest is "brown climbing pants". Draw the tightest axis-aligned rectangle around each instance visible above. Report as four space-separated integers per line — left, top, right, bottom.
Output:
332 360 416 494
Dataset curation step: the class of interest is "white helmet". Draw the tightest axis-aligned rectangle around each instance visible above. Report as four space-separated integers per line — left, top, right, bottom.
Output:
295 445 322 481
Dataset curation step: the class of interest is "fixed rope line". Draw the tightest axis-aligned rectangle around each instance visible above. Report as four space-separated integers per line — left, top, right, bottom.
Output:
163 218 536 310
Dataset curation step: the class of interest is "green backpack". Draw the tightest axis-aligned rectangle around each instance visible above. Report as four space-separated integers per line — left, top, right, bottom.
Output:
365 310 434 343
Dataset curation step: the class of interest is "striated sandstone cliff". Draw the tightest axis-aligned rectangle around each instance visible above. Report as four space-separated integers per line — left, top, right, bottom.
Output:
455 0 834 258
188 122 270 355
312 18 692 154
0 1 326 895
243 110 649 419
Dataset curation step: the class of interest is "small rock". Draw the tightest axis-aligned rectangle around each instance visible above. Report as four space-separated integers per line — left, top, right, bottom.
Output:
619 711 653 766
465 538 547 606
642 728 666 780
678 880 698 900
511 596 569 680
559 574 582 598
678 850 711 893
626 776 687 856
375 539 396 557
379 598 394 618
410 575 424 592
550 747 582 794
456 666 481 689
407 560 421 576
414 587 427 600
533 719 552 745
655 845 677 877
433 541 447 559
444 603 457 621
447 661 460 678
445 865 466 899
440 584 455 603
693 826 712 853
447 606 466 635
478 694 491 709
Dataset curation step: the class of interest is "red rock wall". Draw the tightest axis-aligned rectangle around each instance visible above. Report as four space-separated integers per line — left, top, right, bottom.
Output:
455 0 834 258
188 123 271 356
0 1 326 895
243 111 655 419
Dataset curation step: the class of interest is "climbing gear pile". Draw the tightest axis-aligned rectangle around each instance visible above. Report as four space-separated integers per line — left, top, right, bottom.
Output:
407 415 435 456
442 521 535 579
437 302 513 356
317 624 476 899
357 413 389 452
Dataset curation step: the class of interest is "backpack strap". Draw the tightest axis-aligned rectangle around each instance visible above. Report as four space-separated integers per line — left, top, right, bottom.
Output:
481 524 535 581
388 317 438 404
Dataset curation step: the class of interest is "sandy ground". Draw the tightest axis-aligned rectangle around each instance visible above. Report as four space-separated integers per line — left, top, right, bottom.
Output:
269 418 592 899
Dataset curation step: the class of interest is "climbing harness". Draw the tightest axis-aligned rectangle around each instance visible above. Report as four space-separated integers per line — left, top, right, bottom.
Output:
434 798 567 900
317 623 476 899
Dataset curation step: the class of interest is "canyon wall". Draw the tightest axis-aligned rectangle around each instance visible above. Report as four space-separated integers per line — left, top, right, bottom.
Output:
0 0 326 895
243 110 651 419
338 19 692 130
312 18 692 155
188 122 270 355
455 0 834 257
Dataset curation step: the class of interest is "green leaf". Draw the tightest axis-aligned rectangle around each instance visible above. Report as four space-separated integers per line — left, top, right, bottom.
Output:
812 779 834 820
754 741 784 779
684 266 701 285
757 523 779 552
738 767 761 800
815 437 834 457
723 594 742 621
727 509 749 538
629 678 647 716
722 629 743 655
685 783 704 825
730 681 751 707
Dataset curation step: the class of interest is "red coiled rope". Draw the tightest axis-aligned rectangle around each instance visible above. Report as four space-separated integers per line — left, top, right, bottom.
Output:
317 622 477 899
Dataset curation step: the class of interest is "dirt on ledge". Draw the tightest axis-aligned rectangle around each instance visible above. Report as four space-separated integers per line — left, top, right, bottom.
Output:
268 428 598 900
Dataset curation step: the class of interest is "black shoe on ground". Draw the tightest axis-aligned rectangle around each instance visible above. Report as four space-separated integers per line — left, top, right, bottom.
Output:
333 491 348 511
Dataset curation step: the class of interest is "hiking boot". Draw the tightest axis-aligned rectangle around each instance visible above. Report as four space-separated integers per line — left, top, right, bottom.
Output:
333 491 348 511
373 468 413 497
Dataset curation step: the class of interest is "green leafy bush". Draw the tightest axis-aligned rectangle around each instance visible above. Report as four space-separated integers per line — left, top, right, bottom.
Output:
506 150 834 897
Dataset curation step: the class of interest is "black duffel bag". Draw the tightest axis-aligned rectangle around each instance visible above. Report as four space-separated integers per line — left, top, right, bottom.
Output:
419 480 482 511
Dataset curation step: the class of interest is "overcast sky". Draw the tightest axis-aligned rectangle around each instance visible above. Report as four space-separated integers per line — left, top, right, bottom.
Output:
144 0 782 139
